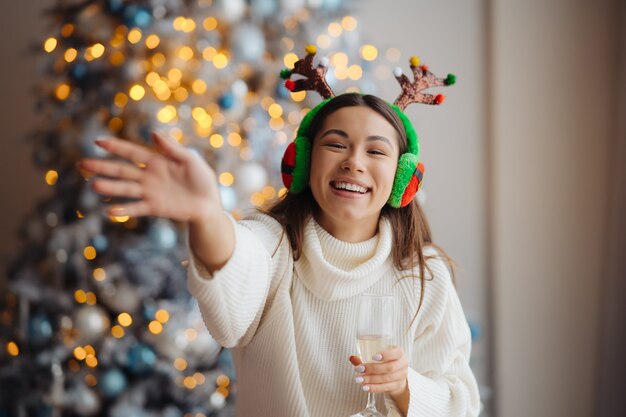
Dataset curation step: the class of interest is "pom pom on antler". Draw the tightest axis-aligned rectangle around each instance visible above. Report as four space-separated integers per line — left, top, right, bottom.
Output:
393 55 457 110
279 45 334 99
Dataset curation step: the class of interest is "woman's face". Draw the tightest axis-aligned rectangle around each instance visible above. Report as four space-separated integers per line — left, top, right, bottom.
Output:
309 106 400 241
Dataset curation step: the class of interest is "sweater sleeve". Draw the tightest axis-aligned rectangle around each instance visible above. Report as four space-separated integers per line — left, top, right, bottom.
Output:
185 212 287 349
384 256 481 417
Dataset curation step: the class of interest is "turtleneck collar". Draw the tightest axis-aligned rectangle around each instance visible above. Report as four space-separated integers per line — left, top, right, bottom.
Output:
294 216 394 301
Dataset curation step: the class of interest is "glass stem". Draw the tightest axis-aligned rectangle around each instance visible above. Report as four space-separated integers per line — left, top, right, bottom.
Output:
366 392 377 410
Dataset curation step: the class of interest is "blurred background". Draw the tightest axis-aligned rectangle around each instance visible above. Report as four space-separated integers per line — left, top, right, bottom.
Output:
0 0 624 416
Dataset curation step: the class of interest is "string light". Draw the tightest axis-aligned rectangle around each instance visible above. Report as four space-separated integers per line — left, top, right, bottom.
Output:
45 170 58 185
93 267 106 281
44 38 57 53
360 44 378 61
145 34 160 49
219 172 234 186
155 309 170 323
7 341 19 356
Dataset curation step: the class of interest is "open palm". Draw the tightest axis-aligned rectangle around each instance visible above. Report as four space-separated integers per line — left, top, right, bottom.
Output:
78 132 221 223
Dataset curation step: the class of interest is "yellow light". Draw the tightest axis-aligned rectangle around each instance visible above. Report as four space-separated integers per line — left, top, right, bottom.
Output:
155 309 170 323
109 51 125 66
260 96 274 110
110 214 130 223
185 328 198 341
316 34 331 49
55 83 71 100
227 132 242 147
290 91 306 102
153 79 169 95
178 46 194 61
202 47 217 62
76 210 84 218
174 87 189 102
74 347 87 360
209 134 224 148
192 80 207 95
128 28 142 44
348 65 363 80
218 172 234 186
216 386 229 397
216 374 230 387
157 105 177 123
334 66 348 80
360 44 378 61
44 37 57 53
213 53 228 69
151 52 166 67
91 43 105 58
64 48 78 62
268 103 283 118
84 345 96 356
148 320 163 334
61 23 74 37
183 18 196 32
192 107 207 121
213 112 225 126
331 52 348 67
250 192 265 207
168 68 183 82
269 117 284 131
183 376 197 389
342 16 358 31
85 292 97 305
83 246 96 260
84 48 95 62
85 374 97 387
74 290 87 304
111 325 125 338
145 34 160 49
93 268 106 281
262 186 276 200
118 312 133 327
174 357 188 371
129 84 146 101
114 92 128 107
108 117 123 132
203 16 218 31
45 170 58 185
173 16 186 31
278 187 288 198
283 52 298 69
7 341 19 356
145 72 160 86
193 372 205 384
328 22 342 37
386 47 401 62
85 354 98 368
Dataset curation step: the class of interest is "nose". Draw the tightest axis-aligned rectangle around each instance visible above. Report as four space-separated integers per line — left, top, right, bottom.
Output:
341 150 365 173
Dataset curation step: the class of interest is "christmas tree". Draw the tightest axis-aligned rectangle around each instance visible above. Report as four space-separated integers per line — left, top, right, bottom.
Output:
0 0 391 416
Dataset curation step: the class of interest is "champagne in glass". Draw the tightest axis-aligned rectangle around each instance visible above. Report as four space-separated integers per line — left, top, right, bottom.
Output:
349 294 393 417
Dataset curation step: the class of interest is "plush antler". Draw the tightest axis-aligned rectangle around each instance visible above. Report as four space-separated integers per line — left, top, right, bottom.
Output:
280 45 334 99
393 56 456 111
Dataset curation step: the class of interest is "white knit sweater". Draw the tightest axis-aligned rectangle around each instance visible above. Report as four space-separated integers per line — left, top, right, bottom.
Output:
186 212 480 417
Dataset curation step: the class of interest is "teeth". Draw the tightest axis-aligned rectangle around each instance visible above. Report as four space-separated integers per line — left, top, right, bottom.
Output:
332 182 368 194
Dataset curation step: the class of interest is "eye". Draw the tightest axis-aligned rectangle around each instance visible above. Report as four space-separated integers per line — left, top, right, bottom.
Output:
368 149 386 156
324 142 346 149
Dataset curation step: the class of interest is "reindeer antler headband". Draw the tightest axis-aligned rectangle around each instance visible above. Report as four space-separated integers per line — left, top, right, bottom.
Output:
279 45 457 208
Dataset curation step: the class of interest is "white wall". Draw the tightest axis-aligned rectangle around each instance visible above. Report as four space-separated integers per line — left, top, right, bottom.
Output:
490 0 620 416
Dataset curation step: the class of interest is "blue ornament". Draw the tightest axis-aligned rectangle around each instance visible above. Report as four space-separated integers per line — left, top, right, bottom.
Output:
71 63 88 81
275 82 290 99
143 304 157 321
468 320 481 342
123 5 153 29
106 0 125 13
91 235 108 252
28 313 53 345
217 348 236 380
149 221 178 250
218 93 235 110
100 368 127 398
126 343 156 375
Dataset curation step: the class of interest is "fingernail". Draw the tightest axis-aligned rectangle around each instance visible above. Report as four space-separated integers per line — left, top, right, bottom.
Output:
362 385 370 392
354 365 365 373
354 376 364 384
372 353 383 361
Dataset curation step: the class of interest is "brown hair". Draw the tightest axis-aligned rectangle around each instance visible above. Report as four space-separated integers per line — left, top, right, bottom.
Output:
264 93 456 323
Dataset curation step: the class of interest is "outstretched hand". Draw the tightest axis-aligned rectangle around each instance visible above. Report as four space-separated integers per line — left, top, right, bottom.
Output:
77 132 221 223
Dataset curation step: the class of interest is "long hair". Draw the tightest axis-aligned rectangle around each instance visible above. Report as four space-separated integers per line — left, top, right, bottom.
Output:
265 93 456 324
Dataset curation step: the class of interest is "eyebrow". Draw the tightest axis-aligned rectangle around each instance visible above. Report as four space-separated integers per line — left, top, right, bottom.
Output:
319 129 394 147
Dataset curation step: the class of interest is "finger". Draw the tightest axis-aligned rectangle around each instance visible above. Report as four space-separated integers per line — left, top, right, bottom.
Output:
361 380 405 394
355 369 407 386
349 355 363 366
359 358 406 375
151 131 189 163
106 201 152 218
373 345 404 362
95 137 154 165
79 159 143 181
91 178 143 199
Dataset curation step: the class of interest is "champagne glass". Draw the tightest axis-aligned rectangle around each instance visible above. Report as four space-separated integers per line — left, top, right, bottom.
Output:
350 293 394 417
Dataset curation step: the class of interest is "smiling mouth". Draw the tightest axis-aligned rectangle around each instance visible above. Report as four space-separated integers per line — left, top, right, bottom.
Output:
330 181 370 194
